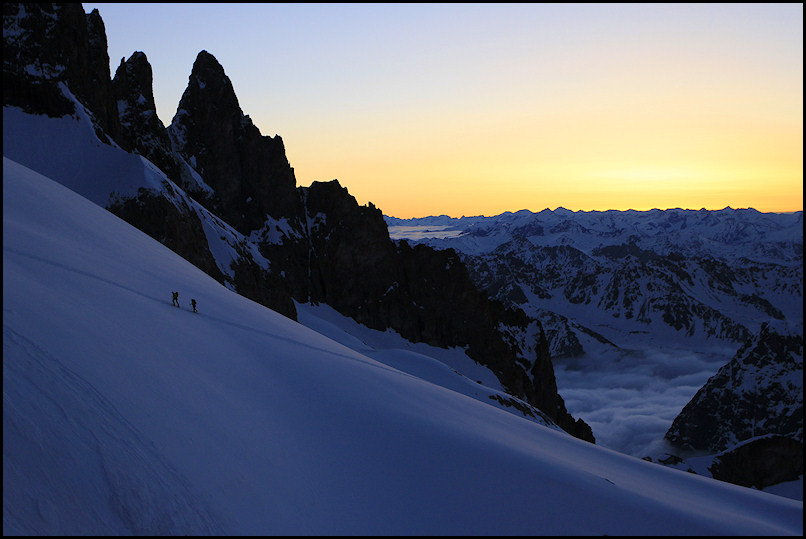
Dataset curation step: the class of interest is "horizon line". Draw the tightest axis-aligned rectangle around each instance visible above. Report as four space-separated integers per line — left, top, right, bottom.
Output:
382 206 805 220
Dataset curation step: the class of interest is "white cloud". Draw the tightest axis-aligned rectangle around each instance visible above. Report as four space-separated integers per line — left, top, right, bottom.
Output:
555 345 731 457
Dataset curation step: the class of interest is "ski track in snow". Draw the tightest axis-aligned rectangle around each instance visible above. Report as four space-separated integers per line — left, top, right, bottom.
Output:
2 245 405 378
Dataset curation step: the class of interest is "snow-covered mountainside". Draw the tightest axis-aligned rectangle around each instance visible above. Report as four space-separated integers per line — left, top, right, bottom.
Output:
3 3 594 442
2 104 279 307
659 322 803 489
4 152 803 535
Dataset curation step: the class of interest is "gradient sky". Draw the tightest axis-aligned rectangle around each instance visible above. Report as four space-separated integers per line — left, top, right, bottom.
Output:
83 3 803 218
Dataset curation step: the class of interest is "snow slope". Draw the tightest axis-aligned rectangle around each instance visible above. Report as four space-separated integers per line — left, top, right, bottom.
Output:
3 158 803 534
2 105 273 286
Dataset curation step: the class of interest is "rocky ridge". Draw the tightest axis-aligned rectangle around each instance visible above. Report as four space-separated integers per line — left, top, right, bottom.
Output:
168 50 300 234
661 323 803 489
111 51 180 183
665 323 803 452
2 3 593 442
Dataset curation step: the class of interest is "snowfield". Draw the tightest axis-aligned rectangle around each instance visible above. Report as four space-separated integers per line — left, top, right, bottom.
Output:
3 154 802 533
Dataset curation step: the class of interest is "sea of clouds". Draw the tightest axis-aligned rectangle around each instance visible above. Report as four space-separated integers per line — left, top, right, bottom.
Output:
554 344 733 457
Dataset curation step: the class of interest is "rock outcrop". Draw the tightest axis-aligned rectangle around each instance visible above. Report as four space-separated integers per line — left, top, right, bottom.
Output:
663 322 802 488
3 3 122 145
708 435 803 490
106 186 225 284
168 51 299 234
665 323 803 452
112 51 180 182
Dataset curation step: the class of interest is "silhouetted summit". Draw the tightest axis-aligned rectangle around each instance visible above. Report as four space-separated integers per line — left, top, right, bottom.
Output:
169 50 298 233
112 51 179 181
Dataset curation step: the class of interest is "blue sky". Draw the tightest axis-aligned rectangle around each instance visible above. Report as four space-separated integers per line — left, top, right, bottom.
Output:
84 3 803 217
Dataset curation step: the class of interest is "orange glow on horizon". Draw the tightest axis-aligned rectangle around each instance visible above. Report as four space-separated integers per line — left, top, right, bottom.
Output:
86 2 803 220
280 53 802 219
285 108 803 218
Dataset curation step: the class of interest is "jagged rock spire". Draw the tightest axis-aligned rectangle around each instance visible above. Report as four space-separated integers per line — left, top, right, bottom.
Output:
169 50 298 234
112 51 179 181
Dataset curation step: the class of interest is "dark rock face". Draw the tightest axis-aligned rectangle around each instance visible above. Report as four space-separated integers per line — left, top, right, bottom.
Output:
84 8 118 141
107 185 297 320
531 323 594 441
107 187 225 284
664 323 802 488
229 256 297 320
298 181 399 314
112 51 180 182
665 323 803 453
264 179 595 442
708 436 803 490
3 3 122 145
168 51 299 234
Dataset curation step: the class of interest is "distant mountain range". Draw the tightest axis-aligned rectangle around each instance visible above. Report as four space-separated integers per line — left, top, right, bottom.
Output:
386 209 802 358
387 210 803 484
